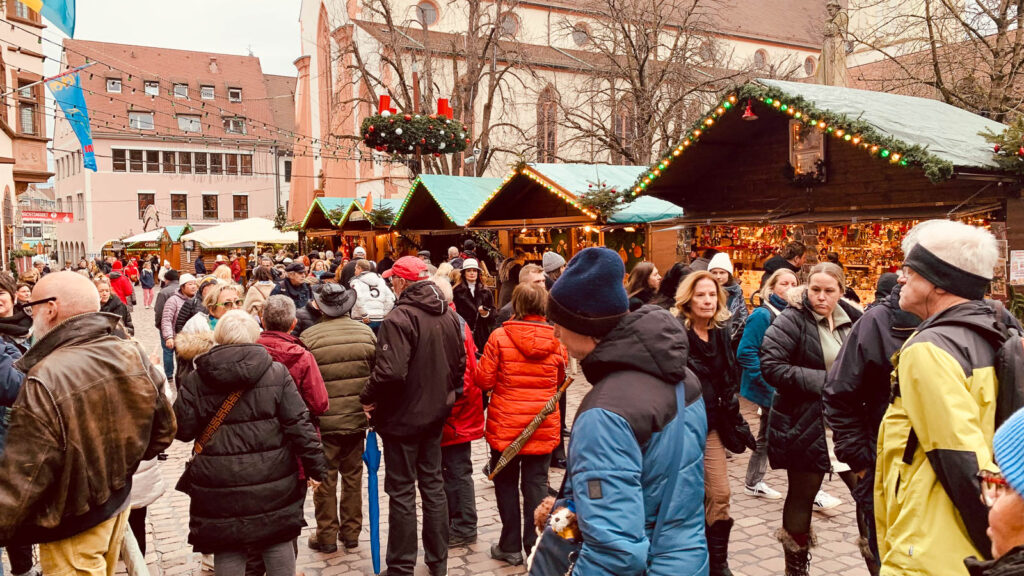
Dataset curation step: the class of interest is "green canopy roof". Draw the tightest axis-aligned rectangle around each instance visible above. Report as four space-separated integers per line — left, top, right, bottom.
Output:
529 163 648 196
300 197 357 229
394 175 502 228
164 225 192 242
609 196 683 223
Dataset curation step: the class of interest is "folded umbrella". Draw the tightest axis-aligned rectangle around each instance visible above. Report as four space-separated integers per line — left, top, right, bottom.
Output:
489 377 574 480
363 429 382 575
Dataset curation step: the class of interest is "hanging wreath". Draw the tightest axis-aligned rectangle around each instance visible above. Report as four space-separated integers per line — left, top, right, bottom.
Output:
361 113 470 156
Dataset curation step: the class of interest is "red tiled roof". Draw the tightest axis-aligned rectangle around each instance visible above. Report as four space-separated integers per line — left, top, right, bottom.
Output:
63 39 291 143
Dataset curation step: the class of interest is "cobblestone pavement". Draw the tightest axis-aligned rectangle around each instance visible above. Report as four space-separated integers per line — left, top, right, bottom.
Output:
6 293 871 576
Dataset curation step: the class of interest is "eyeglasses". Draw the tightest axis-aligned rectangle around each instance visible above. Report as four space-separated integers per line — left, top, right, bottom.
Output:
22 296 56 316
214 299 245 309
978 470 1009 507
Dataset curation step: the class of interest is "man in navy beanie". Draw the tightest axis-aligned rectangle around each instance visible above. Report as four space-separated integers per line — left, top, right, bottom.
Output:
547 247 709 575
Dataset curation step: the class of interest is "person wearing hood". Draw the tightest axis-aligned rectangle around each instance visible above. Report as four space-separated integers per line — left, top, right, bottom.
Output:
175 276 220 334
866 272 899 311
542 251 566 290
175 282 242 385
707 253 748 338
108 261 135 306
475 283 568 566
349 259 395 333
737 268 798 502
548 247 708 575
453 258 495 352
244 267 278 320
360 256 465 576
673 270 756 576
300 285 376 554
626 262 662 312
760 262 864 576
273 262 314 311
95 276 134 336
173 310 326 576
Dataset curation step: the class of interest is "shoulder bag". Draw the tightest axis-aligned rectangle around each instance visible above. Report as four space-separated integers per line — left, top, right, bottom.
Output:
174 390 243 495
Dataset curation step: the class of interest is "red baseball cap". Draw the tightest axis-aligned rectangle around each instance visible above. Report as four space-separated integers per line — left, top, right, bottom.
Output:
383 256 428 281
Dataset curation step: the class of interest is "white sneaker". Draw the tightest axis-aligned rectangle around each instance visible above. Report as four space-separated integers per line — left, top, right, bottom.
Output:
814 489 842 510
744 481 783 500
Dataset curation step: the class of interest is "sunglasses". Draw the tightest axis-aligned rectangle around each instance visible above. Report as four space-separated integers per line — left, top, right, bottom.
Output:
978 470 1010 507
22 296 56 316
213 299 245 309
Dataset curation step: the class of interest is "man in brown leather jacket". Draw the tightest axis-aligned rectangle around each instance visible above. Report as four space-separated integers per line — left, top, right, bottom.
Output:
0 271 176 576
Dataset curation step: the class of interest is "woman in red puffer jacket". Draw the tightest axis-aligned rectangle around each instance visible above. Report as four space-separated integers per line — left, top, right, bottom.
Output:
431 276 485 547
476 282 568 565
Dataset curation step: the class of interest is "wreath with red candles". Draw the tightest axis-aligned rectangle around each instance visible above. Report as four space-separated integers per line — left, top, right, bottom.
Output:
361 113 470 156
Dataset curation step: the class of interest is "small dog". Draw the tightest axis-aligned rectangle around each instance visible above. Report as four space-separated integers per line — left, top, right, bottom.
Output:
525 497 581 570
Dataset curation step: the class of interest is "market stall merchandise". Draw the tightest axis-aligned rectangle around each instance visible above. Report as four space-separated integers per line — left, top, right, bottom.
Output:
634 78 1018 301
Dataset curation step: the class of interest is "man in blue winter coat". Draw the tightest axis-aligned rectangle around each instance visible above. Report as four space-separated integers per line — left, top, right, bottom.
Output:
547 247 709 576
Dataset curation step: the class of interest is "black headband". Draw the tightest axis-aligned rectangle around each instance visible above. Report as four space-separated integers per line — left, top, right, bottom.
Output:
904 244 990 300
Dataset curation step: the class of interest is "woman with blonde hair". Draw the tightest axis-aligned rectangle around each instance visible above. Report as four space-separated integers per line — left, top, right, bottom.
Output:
175 281 240 383
673 270 755 576
212 264 233 283
760 262 863 575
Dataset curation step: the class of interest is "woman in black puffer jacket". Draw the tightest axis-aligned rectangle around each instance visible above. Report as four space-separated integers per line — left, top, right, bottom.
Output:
174 310 326 576
760 262 863 576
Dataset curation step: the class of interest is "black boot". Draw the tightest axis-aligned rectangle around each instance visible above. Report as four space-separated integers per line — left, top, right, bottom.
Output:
776 528 814 576
707 519 734 576
858 537 880 576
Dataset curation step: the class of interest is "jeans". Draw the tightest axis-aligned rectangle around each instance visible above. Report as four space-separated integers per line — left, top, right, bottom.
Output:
744 409 770 488
214 540 295 576
441 442 477 540
39 508 129 576
313 432 364 544
491 449 550 555
161 341 175 384
382 429 448 576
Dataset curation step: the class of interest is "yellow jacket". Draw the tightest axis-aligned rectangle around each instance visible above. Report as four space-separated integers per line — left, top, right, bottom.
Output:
875 301 1000 576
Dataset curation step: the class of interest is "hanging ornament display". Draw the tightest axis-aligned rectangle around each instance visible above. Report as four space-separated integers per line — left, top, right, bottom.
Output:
361 112 469 155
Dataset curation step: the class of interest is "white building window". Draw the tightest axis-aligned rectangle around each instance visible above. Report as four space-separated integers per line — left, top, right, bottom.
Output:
201 85 215 100
173 83 189 99
144 81 159 96
14 1 31 19
228 88 242 102
224 117 246 134
177 115 202 133
129 111 154 130
106 78 121 93
415 2 438 26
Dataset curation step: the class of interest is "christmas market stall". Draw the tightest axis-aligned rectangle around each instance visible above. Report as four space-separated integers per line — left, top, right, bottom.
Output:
465 163 683 272
332 195 407 261
298 197 357 253
180 218 298 269
631 78 1021 302
121 224 194 270
390 174 501 265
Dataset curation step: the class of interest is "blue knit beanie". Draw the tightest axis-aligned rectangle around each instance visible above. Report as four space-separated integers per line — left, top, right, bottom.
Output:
547 247 629 337
994 406 1024 495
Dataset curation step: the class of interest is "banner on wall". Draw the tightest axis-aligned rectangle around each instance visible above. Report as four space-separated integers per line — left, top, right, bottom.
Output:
46 72 96 171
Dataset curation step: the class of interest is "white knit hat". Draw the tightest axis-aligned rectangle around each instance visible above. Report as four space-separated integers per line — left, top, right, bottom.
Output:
708 252 734 275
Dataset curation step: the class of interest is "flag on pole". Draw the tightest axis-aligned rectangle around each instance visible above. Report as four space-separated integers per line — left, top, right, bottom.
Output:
47 72 96 171
20 0 76 37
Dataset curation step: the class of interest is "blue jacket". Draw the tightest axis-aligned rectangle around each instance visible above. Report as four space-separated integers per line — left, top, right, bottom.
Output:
0 339 26 455
567 305 708 576
140 269 155 290
737 293 787 408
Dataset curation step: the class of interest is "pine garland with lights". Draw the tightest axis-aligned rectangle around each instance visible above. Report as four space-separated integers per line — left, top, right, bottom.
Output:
578 181 635 222
980 116 1024 171
361 113 470 156
631 83 957 196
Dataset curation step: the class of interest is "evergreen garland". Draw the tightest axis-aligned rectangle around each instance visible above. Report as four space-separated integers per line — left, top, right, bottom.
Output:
361 113 470 155
578 180 636 222
980 116 1024 172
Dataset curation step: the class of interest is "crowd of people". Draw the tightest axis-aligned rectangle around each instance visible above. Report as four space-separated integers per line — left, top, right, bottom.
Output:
3 220 1024 576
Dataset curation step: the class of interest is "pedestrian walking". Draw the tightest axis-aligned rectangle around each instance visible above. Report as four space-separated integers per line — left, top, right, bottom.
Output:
95 276 134 336
546 247 708 575
349 259 395 333
108 260 135 305
707 253 748 338
140 261 156 308
360 256 466 576
175 282 242 384
154 270 181 382
737 268 798 500
541 251 565 290
243 266 278 319
175 276 220 334
760 262 863 576
649 262 693 309
626 261 662 311
875 220 1002 576
299 285 376 554
492 264 544 327
496 249 525 308
161 273 197 367
173 310 327 576
428 274 484 549
0 276 32 352
761 241 808 286
337 247 366 287
477 282 567 566
673 270 756 576
258 295 329 424
453 258 495 352
14 283 30 306
273 262 314 310
194 254 207 276
0 271 175 576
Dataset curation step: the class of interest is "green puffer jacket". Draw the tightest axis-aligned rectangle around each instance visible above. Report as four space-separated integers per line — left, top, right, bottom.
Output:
301 316 376 435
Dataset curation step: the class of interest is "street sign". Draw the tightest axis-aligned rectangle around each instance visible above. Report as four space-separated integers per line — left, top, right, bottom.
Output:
22 211 74 223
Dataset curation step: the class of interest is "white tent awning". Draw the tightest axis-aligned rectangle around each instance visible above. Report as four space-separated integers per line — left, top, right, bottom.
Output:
122 228 164 244
180 218 297 249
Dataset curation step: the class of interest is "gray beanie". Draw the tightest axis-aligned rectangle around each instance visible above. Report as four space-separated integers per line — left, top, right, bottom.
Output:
542 251 566 274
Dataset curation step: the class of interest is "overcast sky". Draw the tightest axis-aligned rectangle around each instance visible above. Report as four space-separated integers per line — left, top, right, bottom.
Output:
42 0 303 77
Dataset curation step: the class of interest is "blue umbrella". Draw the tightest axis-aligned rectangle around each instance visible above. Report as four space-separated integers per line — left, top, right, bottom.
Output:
362 429 382 574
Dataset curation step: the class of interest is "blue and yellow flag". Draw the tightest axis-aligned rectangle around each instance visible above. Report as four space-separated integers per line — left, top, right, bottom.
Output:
47 72 96 171
20 0 75 37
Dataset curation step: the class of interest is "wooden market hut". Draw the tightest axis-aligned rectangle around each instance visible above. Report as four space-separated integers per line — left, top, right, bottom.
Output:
391 174 501 265
298 197 356 253
332 195 407 261
466 163 683 272
632 79 1024 299
122 224 194 269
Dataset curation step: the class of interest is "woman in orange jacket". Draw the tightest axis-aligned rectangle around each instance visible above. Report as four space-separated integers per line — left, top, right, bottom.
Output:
475 282 568 566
